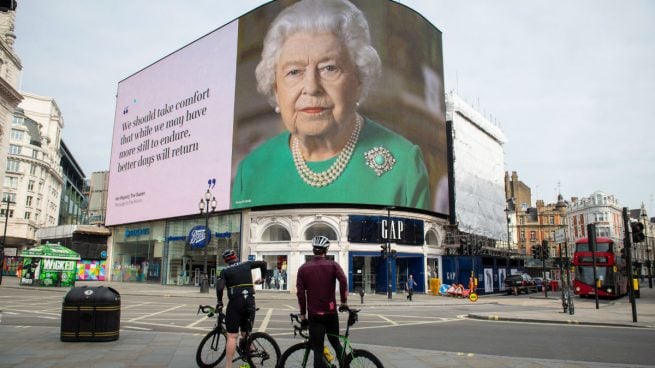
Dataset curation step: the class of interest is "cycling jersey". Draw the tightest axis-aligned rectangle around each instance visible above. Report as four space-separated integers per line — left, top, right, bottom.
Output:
216 260 267 333
296 256 347 316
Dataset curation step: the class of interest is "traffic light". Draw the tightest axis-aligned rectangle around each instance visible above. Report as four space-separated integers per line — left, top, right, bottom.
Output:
620 247 626 259
531 245 538 259
631 222 646 243
541 240 549 260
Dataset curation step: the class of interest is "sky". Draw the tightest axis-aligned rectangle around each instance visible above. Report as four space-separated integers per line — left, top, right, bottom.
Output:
13 0 655 215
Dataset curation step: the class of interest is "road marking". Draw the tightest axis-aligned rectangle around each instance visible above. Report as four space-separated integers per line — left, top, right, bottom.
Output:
283 304 296 310
122 325 152 331
186 315 211 328
257 308 274 332
128 304 186 322
376 314 399 325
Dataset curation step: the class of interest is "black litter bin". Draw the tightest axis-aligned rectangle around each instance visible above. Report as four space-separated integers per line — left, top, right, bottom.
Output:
61 285 121 342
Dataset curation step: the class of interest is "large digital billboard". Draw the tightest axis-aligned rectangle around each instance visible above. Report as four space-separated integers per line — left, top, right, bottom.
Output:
106 0 448 226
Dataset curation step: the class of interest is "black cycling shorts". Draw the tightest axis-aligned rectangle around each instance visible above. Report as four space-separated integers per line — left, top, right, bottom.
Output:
225 291 256 334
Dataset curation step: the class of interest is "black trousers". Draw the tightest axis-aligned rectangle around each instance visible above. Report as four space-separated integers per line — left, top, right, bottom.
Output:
308 313 343 368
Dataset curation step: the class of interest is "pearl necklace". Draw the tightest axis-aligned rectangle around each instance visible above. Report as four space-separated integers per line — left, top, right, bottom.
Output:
292 115 362 188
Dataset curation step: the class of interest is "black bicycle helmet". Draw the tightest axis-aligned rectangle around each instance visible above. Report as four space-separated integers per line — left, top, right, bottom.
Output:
222 249 237 264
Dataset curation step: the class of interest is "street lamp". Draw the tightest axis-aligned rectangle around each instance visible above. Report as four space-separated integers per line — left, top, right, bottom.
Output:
384 206 395 300
504 205 511 268
641 211 652 289
198 189 217 293
0 198 14 286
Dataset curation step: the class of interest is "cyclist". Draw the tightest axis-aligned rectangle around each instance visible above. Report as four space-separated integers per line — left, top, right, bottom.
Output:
296 235 348 368
216 249 267 368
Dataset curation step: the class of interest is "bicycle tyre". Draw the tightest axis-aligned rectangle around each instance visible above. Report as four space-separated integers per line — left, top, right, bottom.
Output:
245 332 281 368
196 329 226 368
345 349 384 368
278 342 313 368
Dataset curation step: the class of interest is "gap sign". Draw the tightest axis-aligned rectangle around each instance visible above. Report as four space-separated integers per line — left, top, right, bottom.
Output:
348 215 424 245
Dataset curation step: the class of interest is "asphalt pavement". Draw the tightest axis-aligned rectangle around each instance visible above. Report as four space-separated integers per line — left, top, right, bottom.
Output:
1 276 654 368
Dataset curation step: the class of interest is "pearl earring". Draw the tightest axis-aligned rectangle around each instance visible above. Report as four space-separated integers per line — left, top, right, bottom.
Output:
275 106 280 113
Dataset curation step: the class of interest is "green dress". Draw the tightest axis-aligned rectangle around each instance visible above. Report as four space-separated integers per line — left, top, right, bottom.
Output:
231 117 431 210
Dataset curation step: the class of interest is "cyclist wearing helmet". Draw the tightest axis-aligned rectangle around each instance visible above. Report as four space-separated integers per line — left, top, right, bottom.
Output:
296 235 348 368
216 249 267 368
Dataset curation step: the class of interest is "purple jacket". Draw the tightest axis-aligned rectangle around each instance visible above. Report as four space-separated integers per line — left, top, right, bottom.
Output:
296 256 348 316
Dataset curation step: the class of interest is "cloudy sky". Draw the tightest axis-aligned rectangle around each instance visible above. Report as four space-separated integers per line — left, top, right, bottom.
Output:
13 0 655 214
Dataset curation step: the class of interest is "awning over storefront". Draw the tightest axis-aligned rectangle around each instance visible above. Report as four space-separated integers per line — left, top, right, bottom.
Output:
21 243 81 260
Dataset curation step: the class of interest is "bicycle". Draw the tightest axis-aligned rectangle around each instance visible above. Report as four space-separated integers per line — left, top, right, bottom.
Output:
277 306 383 368
196 304 281 368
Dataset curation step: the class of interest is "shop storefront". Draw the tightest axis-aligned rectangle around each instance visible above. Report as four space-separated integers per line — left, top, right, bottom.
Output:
164 213 241 286
111 223 165 283
110 213 241 286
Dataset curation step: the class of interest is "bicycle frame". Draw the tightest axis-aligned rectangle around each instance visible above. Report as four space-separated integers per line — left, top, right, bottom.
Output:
288 308 359 367
197 305 255 365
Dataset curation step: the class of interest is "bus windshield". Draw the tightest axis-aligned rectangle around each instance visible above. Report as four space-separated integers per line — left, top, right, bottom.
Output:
575 242 611 252
575 265 609 285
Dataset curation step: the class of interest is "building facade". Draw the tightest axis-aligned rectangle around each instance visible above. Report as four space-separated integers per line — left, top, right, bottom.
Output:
58 140 86 225
567 191 623 245
3 93 64 256
0 7 22 196
87 171 109 225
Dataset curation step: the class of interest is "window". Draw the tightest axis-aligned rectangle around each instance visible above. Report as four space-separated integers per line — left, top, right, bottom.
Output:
27 180 35 191
26 196 33 207
549 216 555 225
8 144 21 155
24 211 31 220
304 223 337 241
6 159 20 172
2 192 16 203
0 209 14 218
530 231 536 241
12 115 24 125
261 225 291 241
519 216 525 225
3 176 18 189
520 231 525 241
31 150 38 159
30 164 37 175
10 129 23 141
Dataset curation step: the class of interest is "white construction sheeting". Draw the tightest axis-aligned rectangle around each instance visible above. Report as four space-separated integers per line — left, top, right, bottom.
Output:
448 92 507 240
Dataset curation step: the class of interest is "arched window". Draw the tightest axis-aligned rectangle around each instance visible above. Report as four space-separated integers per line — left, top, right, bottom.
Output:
425 230 439 246
261 224 291 242
304 223 337 241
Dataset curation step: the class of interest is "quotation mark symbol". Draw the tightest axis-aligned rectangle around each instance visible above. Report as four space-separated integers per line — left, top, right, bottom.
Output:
123 106 129 114
207 178 216 189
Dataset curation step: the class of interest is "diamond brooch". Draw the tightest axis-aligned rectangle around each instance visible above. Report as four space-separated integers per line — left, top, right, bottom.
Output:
364 147 396 176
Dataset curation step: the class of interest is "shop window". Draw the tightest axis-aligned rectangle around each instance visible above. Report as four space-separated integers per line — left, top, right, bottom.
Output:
262 224 291 241
304 223 337 241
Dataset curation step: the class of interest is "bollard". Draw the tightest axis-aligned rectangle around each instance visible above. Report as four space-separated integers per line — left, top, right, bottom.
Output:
358 288 365 304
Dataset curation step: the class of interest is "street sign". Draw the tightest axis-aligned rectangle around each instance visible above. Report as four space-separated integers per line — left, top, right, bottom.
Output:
555 229 566 243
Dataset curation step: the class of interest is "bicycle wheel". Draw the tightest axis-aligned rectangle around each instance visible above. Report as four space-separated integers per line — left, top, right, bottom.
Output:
345 349 384 368
278 342 313 368
196 329 226 368
245 332 281 368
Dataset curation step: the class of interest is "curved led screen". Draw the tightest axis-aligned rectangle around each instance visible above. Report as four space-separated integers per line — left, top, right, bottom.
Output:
106 0 447 226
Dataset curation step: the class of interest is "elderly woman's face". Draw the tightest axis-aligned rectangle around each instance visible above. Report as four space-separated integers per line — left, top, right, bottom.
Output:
275 31 361 139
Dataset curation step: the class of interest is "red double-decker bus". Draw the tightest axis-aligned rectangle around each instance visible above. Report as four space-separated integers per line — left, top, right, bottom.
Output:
572 237 628 298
